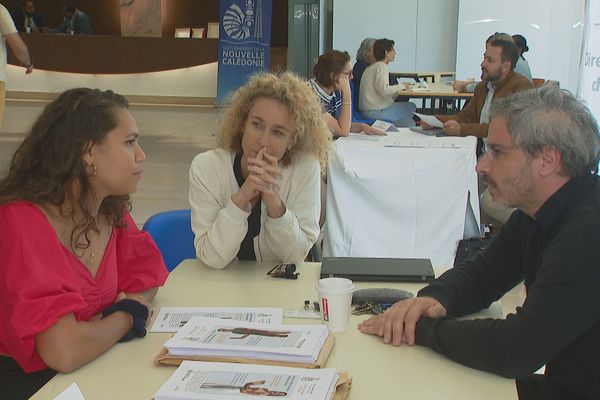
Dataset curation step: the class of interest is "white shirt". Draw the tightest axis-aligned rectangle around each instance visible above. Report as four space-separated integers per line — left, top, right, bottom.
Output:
0 5 18 83
359 62 400 111
479 81 495 124
188 148 321 269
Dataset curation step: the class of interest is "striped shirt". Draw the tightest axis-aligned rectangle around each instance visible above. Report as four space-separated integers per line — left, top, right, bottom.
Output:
310 78 342 118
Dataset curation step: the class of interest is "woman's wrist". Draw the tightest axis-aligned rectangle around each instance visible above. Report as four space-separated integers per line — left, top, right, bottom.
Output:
102 299 149 342
266 197 286 219
231 192 252 212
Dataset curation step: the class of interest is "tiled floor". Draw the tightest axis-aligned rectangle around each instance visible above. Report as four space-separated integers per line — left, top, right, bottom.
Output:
0 99 525 316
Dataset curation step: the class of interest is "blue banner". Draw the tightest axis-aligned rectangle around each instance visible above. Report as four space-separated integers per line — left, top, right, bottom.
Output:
216 0 272 106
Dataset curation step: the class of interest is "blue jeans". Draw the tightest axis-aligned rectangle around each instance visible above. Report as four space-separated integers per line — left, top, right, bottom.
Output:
360 102 416 127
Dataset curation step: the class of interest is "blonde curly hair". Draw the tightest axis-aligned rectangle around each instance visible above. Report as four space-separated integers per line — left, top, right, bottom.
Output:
219 71 332 169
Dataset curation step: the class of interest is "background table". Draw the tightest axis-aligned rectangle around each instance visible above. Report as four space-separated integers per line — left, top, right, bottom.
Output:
397 82 473 113
32 260 516 400
323 131 481 267
390 71 456 83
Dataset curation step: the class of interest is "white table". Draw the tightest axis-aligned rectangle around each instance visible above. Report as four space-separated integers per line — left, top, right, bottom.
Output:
323 130 480 267
32 260 516 400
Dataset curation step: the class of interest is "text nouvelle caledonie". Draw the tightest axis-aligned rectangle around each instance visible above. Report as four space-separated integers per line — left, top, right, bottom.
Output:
221 49 265 67
584 51 600 91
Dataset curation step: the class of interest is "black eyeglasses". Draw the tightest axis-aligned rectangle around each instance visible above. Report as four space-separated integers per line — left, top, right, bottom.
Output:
267 263 299 280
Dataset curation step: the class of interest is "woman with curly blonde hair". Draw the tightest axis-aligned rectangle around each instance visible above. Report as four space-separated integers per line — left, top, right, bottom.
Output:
189 72 331 269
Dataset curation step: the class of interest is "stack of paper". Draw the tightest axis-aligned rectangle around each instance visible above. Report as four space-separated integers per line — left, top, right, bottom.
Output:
150 307 283 333
154 361 344 400
156 317 333 368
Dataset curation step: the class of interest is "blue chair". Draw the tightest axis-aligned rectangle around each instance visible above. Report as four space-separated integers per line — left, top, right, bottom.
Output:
349 80 376 125
142 209 196 272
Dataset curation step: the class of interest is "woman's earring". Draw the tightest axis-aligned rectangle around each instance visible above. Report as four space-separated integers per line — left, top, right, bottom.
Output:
88 163 97 177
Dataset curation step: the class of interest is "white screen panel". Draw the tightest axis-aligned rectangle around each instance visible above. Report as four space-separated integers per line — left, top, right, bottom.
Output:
332 0 418 71
456 0 584 93
415 0 458 71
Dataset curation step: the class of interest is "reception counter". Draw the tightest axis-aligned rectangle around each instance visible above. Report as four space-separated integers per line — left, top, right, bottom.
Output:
8 33 287 74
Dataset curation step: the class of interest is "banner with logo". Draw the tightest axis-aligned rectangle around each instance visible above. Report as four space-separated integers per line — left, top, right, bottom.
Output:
579 0 600 119
216 0 272 106
578 0 600 171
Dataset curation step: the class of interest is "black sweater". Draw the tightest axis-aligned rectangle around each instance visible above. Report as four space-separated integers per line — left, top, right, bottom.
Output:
416 175 600 400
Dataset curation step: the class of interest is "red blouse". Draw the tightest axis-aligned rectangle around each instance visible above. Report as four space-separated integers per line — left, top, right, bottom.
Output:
0 201 169 372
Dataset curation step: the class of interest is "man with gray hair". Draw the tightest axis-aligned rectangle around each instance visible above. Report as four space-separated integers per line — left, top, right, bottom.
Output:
360 85 600 399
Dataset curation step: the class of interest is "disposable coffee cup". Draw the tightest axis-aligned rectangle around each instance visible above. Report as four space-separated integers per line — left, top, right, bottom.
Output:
316 278 355 333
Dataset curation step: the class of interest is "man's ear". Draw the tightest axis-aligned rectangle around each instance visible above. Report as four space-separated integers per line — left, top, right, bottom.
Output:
538 145 562 177
502 60 512 75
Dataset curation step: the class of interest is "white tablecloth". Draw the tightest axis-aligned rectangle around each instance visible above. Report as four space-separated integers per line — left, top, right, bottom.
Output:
323 130 481 267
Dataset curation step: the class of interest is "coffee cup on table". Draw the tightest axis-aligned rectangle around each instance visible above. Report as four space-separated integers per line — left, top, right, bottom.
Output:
316 278 355 333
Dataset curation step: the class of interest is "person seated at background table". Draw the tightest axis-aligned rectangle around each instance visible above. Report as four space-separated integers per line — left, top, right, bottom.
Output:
352 37 402 114
512 34 533 81
189 72 331 269
51 1 92 35
358 38 416 127
422 32 533 138
11 0 48 33
352 38 376 112
310 49 383 137
454 33 533 93
359 85 600 400
0 88 169 400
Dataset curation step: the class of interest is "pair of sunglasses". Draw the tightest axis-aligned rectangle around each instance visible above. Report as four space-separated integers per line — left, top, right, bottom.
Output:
267 263 299 280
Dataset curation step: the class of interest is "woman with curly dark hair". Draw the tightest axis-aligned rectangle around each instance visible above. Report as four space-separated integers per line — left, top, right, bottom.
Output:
0 88 168 399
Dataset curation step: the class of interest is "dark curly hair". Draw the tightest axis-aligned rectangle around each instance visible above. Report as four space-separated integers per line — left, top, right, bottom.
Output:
0 88 131 251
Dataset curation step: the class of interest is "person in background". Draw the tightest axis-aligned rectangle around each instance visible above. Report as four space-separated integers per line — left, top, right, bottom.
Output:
11 0 48 34
512 34 533 81
52 1 92 35
352 37 401 113
359 85 600 400
0 3 33 127
454 33 532 93
0 88 169 399
423 32 533 139
310 50 383 137
189 72 331 269
358 38 416 127
352 38 376 112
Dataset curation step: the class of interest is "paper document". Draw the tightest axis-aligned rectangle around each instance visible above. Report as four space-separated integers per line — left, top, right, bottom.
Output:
405 81 430 91
371 119 399 132
53 383 86 400
379 135 461 149
154 361 339 400
151 307 283 333
163 317 330 364
414 113 443 128
347 133 381 141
